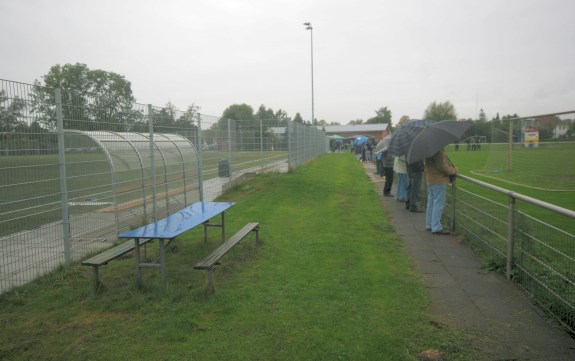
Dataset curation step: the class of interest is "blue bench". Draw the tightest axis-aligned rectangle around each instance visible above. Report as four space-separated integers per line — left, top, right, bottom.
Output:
83 201 234 290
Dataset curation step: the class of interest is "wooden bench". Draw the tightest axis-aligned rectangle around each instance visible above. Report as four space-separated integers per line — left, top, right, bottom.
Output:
194 222 260 292
82 201 235 291
82 238 151 292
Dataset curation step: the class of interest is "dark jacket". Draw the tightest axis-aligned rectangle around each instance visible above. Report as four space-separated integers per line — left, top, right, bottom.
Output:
406 159 424 173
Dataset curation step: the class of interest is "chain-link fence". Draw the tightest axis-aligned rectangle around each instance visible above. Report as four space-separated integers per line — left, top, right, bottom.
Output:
444 176 575 335
0 79 327 293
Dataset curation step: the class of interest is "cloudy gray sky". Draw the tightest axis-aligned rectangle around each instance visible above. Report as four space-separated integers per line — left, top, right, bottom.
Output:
2 0 574 124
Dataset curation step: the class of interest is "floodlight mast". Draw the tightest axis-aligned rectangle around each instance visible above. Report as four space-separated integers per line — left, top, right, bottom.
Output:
303 22 315 126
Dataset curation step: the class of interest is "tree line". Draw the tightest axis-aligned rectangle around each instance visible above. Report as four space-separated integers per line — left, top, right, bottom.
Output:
2 63 574 149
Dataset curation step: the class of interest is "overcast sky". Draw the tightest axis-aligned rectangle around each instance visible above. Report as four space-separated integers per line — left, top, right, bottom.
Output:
2 0 574 124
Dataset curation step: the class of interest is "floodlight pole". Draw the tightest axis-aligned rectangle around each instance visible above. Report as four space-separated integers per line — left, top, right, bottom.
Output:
304 22 315 126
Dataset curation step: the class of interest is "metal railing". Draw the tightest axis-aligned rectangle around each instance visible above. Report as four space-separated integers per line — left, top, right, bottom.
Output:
445 175 575 334
0 79 328 293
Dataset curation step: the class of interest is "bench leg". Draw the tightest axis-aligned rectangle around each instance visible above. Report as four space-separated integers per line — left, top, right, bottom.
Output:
159 239 167 288
206 268 215 293
221 212 226 242
255 227 260 246
134 238 142 283
92 266 100 293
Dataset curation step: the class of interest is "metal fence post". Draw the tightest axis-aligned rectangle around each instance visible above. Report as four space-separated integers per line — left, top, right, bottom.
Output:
506 194 516 280
227 118 232 180
55 88 71 265
260 119 264 173
197 113 204 202
148 104 157 222
450 179 456 232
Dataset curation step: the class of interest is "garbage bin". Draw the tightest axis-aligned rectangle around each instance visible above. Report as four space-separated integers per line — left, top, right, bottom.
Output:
218 159 230 177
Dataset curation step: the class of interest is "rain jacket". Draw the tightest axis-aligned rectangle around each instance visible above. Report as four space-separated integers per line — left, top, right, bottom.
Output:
382 149 394 168
424 149 457 185
393 155 407 174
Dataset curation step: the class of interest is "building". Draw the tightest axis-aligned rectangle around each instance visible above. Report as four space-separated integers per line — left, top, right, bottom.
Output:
317 123 389 141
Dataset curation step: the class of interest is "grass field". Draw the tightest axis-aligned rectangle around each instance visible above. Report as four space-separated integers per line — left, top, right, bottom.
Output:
446 143 575 235
0 150 287 237
0 154 469 360
447 142 575 209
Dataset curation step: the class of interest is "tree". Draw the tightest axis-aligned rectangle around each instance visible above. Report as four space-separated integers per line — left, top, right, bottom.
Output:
479 108 487 122
153 102 178 129
254 105 289 127
31 63 139 130
255 105 274 120
0 90 26 131
366 106 392 124
221 103 255 122
567 121 575 139
397 115 410 127
220 104 257 150
423 101 457 121
293 113 304 124
175 103 200 129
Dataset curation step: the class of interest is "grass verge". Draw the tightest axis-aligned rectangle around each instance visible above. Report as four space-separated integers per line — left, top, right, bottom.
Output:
0 153 468 360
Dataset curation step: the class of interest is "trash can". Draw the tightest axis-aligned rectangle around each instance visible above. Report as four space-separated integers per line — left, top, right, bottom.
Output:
218 159 230 177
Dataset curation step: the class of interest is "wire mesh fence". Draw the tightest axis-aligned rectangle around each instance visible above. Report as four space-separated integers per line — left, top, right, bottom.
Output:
0 79 327 293
445 176 575 335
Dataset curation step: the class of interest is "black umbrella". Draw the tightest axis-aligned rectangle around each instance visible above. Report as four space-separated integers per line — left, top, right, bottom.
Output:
388 119 430 156
406 120 472 163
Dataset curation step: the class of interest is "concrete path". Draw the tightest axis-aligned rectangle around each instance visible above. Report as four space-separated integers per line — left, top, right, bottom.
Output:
362 161 575 361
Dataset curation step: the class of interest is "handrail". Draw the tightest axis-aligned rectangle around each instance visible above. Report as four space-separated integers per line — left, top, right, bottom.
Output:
456 174 575 218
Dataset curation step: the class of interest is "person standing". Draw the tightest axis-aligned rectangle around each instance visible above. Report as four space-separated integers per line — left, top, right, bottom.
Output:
359 143 367 162
382 147 395 197
425 149 458 235
405 159 424 212
393 155 409 202
375 151 384 176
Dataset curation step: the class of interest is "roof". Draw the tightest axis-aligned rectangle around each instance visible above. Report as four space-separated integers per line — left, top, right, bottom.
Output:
317 124 389 134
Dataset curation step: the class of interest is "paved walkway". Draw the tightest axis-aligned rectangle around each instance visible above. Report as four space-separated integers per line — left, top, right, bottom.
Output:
362 161 575 361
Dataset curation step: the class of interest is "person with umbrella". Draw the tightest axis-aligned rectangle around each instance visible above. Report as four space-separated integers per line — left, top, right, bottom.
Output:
424 148 458 235
403 119 470 225
393 155 409 202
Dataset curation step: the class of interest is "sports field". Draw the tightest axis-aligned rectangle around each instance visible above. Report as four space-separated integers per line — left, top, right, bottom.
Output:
446 142 575 212
0 150 287 237
444 141 575 239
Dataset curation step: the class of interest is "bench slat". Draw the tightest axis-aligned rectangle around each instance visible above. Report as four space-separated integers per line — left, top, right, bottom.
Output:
82 238 149 266
119 201 234 239
194 222 259 270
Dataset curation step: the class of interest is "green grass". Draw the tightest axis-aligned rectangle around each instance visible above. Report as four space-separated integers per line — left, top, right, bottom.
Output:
0 153 468 360
446 144 575 234
0 150 287 237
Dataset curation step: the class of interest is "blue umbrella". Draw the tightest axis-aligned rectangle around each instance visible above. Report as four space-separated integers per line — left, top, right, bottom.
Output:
354 136 369 145
388 119 430 157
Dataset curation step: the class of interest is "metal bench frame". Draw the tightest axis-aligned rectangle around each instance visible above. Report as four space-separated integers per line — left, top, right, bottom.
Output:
81 201 234 291
194 222 260 292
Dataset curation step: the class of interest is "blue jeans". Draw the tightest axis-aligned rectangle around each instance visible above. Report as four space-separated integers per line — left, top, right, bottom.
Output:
396 173 409 201
426 184 446 232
